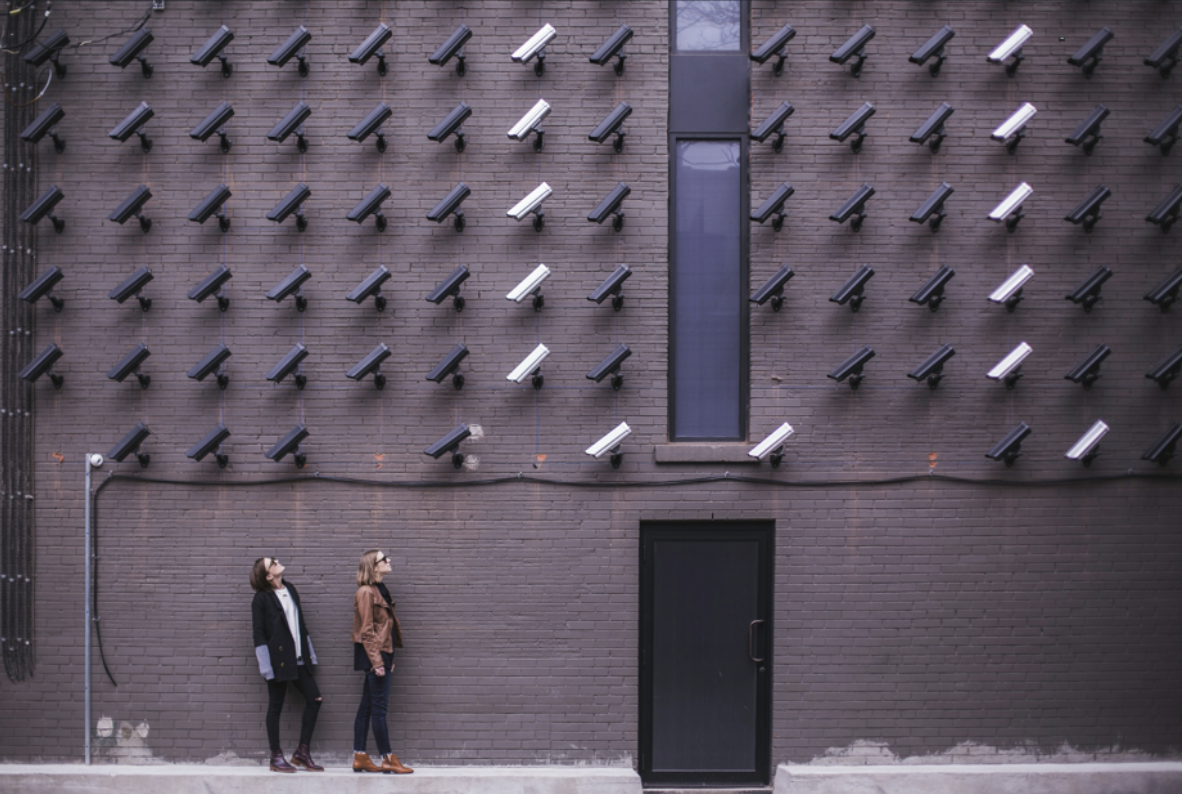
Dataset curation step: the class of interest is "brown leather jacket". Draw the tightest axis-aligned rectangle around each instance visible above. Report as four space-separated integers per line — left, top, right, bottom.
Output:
351 585 404 670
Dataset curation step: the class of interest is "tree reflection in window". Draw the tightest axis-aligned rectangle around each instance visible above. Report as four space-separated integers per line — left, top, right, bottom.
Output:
675 0 741 52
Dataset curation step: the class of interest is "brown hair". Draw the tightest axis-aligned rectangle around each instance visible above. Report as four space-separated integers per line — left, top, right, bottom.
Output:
249 558 272 592
356 549 384 587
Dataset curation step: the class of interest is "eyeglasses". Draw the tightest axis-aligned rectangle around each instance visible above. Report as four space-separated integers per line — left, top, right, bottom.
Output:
267 558 280 568
374 554 388 566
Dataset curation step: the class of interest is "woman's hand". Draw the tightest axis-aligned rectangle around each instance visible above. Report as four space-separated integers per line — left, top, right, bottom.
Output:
373 665 386 677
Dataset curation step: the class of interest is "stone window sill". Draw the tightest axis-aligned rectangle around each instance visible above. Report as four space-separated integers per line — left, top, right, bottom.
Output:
653 444 756 464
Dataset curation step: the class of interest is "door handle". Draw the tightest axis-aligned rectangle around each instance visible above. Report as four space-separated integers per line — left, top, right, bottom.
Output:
748 619 765 663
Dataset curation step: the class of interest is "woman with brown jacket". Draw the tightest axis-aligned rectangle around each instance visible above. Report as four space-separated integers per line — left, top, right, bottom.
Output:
351 549 413 774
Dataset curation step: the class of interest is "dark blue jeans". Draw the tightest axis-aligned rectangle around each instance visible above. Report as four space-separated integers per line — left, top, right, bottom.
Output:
353 651 393 755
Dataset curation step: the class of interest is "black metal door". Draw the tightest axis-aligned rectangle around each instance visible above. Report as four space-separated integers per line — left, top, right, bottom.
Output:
640 522 772 786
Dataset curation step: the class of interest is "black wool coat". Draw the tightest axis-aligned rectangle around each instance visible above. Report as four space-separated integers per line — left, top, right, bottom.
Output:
251 581 316 682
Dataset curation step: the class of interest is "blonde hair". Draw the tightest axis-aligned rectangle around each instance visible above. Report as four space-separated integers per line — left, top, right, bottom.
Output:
357 549 384 586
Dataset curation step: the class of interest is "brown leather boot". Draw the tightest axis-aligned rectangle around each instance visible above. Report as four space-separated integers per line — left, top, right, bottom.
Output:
353 751 383 773
291 743 323 771
381 752 414 774
269 751 297 773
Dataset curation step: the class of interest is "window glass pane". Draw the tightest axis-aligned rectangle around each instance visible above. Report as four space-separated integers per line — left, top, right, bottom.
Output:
675 1 741 52
672 140 742 440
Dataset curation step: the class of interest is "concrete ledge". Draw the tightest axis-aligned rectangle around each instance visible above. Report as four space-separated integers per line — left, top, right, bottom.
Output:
0 765 642 794
653 444 756 463
774 762 1182 794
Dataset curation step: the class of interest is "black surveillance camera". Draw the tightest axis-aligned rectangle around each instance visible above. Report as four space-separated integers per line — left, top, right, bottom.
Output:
426 343 470 390
830 184 875 231
1144 27 1182 78
588 183 631 231
189 184 232 232
268 26 312 76
430 24 473 75
110 28 154 78
267 265 312 311
19 266 66 312
986 423 1031 467
1144 106 1182 156
1145 267 1182 313
830 265 875 312
109 186 153 233
587 343 632 391
910 25 954 76
751 23 795 76
831 102 875 152
1065 104 1110 155
750 102 794 153
590 24 633 75
1146 185 1182 233
1146 346 1182 390
427 182 471 232
190 101 235 153
19 185 66 233
267 344 310 390
108 266 154 311
1065 345 1112 390
910 182 954 232
109 102 155 153
348 103 393 152
428 102 472 151
751 183 794 231
346 266 392 312
1066 267 1113 313
188 265 233 312
346 344 392 390
424 424 472 469
268 101 312 152
911 102 954 153
188 343 232 389
588 264 632 311
265 424 309 467
910 266 956 312
589 102 632 152
20 102 66 152
108 423 152 467
830 24 875 77
1143 423 1182 467
908 344 956 390
750 266 794 312
828 346 875 389
1064 185 1111 233
108 343 152 389
192 25 234 77
187 424 231 468
268 183 311 231
23 29 69 77
19 343 65 389
347 184 391 231
349 23 392 75
1068 27 1114 77
426 265 471 312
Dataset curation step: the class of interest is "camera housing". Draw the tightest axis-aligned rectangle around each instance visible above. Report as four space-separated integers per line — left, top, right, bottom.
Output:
988 265 1034 312
1065 185 1111 233
508 183 552 231
908 344 956 390
507 264 551 311
587 343 632 390
508 99 551 151
991 102 1037 153
19 266 66 312
425 424 472 468
589 264 632 311
988 182 1033 232
192 25 234 77
1065 266 1113 313
190 101 235 152
349 23 392 75
589 182 631 231
19 343 65 389
427 182 471 232
109 102 155 152
750 102 794 153
427 265 471 312
428 102 472 151
188 343 232 389
830 24 875 77
910 265 956 312
188 264 233 312
751 183 794 231
1145 27 1182 78
268 183 311 231
347 184 392 231
1068 27 1114 77
1065 420 1109 467
109 185 153 232
20 102 66 152
751 23 796 76
986 422 1032 467
910 182 954 232
748 422 795 468
109 266 154 312
267 265 312 312
346 344 392 390
831 102 875 152
346 266 392 312
750 266 794 312
426 344 470 390
1145 267 1182 312
585 422 631 468
987 342 1032 389
828 346 875 389
268 101 312 152
1146 184 1182 233
1066 104 1110 155
590 102 633 152
267 343 310 390
1146 346 1182 390
507 343 550 389
512 24 557 75
911 102 954 153
187 424 231 468
1144 106 1182 156
23 29 69 77
265 424 309 467
109 423 152 468
19 185 66 233
188 184 232 232
591 24 633 75
108 343 152 389
430 24 473 75
1143 422 1182 466
987 24 1032 76
910 25 955 76
830 265 875 312
268 26 312 75
348 103 393 152
110 28 154 78
1065 345 1112 390
830 183 875 231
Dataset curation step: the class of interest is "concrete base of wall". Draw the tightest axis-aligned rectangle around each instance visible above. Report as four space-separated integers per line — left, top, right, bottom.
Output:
0 765 642 794
774 762 1182 794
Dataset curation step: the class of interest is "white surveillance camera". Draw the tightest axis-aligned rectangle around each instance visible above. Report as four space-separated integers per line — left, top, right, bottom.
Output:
1065 419 1109 465
748 422 794 466
507 343 550 387
506 264 551 306
512 24 557 74
87 453 105 468
987 341 1033 389
508 99 551 147
508 183 552 231
987 182 1032 231
988 265 1034 310
987 24 1032 66
992 102 1037 148
585 422 631 466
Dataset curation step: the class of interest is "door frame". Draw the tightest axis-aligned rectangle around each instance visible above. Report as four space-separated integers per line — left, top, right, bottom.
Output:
639 521 774 787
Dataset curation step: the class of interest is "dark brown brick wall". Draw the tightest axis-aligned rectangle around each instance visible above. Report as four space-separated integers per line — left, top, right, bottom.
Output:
1 0 1180 769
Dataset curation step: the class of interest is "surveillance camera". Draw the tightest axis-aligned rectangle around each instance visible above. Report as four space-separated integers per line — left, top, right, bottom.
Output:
109 185 153 232
18 343 65 389
750 183 795 232
110 28 154 78
512 23 557 75
988 182 1032 232
189 184 232 232
1065 420 1109 466
508 99 551 151
427 182 471 232
587 343 632 390
19 266 66 312
1145 267 1182 312
188 342 232 389
1068 27 1114 76
267 183 311 231
750 266 794 312
1144 106 1182 155
267 343 310 389
585 421 631 468
1065 345 1112 390
828 346 875 389
748 422 794 467
349 23 392 75
1066 104 1110 155
751 23 796 76
1145 27 1182 78
830 265 875 312
109 266 154 312
987 24 1032 76
188 264 233 312
830 24 875 77
750 102 794 153
108 423 152 467
991 102 1037 153
87 453 105 469
985 422 1031 467
911 102 954 153
588 264 632 311
424 423 472 468
23 29 69 77
507 343 550 389
19 185 66 233
910 182 954 232
108 343 152 389
1065 266 1112 313
910 25 955 76
831 102 875 152
267 265 312 311
908 344 956 390
1146 184 1182 233
268 25 312 75
430 24 473 75
428 102 472 151
190 101 235 152
109 102 155 152
265 424 309 467
346 265 392 311
426 265 471 312
426 343 470 390
830 183 875 231
508 183 552 231
346 343 392 390
192 25 234 77
347 184 392 231
590 102 633 152
187 424 231 468
1065 185 1111 233
268 101 312 152
1143 422 1182 466
589 182 631 231
348 103 393 152
507 264 551 310
988 265 1034 312
591 24 633 75
20 102 66 152
910 265 956 312
987 342 1032 389
1146 345 1182 390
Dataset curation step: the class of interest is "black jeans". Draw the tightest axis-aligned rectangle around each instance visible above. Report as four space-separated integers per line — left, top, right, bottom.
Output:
265 663 321 754
353 651 393 755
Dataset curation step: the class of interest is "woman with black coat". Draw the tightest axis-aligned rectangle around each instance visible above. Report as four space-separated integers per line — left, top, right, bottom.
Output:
250 557 324 773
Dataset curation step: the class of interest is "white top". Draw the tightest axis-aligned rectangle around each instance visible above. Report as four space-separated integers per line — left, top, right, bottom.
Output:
274 588 301 660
